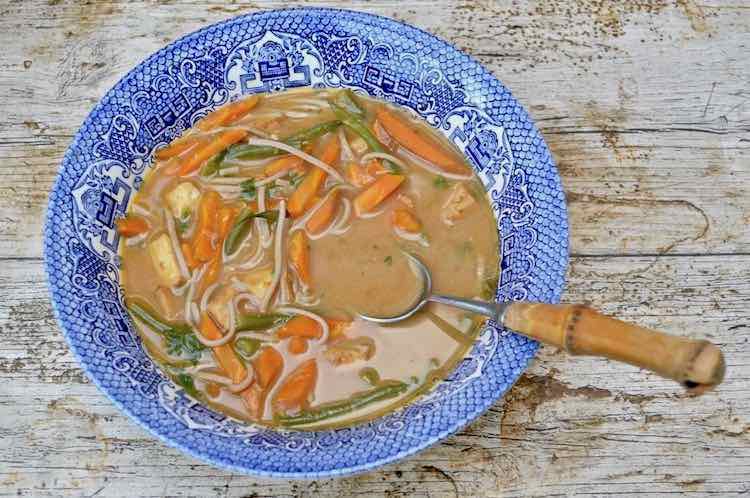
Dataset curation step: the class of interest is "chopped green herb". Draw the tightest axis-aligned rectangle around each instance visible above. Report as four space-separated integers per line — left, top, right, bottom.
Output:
409 376 420 384
288 171 305 188
174 373 201 399
164 326 205 360
240 179 257 200
481 274 499 301
383 255 393 266
433 175 449 189
359 367 381 387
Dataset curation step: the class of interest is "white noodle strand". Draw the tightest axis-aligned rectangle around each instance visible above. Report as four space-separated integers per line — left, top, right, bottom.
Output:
397 145 474 181
162 208 191 283
246 137 345 182
260 201 286 311
360 152 408 173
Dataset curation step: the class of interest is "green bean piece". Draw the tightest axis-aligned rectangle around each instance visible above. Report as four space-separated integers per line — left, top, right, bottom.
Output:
223 209 280 256
127 301 171 333
285 120 341 144
277 381 408 427
236 312 289 332
234 338 261 359
224 121 341 162
200 149 227 177
333 89 365 117
330 103 401 173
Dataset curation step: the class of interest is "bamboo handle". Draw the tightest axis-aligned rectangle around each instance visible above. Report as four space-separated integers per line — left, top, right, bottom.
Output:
503 303 725 394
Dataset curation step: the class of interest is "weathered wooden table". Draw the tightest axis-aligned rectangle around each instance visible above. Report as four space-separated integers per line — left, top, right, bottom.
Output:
1 1 748 496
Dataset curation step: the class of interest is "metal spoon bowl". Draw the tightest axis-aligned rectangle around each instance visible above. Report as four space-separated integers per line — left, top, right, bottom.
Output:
358 253 509 325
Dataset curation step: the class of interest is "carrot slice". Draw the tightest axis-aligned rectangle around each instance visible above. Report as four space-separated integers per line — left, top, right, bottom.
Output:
375 106 470 175
345 162 374 187
353 174 405 214
198 312 246 384
193 191 220 261
325 319 352 343
178 128 248 176
274 359 317 412
196 255 221 296
115 215 149 237
264 155 305 176
365 159 387 177
239 383 265 420
218 205 239 240
196 95 260 132
277 315 322 339
391 209 421 233
181 242 199 270
287 336 308 355
306 191 339 235
288 231 311 287
154 134 202 160
287 135 340 217
253 346 284 389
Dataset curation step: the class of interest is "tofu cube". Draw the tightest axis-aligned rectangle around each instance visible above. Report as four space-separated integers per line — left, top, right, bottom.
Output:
441 183 477 226
165 182 201 219
148 233 182 287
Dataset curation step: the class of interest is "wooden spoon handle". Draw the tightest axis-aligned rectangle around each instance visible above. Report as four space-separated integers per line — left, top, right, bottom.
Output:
503 302 725 394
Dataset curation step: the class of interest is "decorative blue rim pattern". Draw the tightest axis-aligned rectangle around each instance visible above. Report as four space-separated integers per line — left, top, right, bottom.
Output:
44 8 568 477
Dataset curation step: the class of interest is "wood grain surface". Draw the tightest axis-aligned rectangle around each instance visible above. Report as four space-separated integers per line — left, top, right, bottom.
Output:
1 1 748 496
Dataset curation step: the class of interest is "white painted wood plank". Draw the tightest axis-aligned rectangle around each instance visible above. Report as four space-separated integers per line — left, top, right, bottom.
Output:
0 0 748 257
1 255 747 497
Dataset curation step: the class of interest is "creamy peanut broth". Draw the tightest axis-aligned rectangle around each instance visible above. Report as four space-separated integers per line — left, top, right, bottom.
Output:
119 88 499 429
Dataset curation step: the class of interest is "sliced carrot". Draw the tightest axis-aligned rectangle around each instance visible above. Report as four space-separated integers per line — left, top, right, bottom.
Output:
287 336 308 355
181 242 199 270
365 159 387 177
193 190 220 262
391 208 421 233
288 230 311 287
264 155 305 176
218 205 239 239
306 191 339 235
253 346 284 389
287 135 340 217
154 134 202 160
178 128 248 176
274 359 317 412
345 162 374 187
196 95 260 132
375 106 471 175
198 312 246 384
115 215 149 237
277 315 321 339
239 383 265 420
196 255 222 296
353 174 405 214
325 318 352 343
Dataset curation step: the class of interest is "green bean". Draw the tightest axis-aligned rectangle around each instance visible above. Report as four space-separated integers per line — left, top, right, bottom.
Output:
225 121 342 162
127 301 171 333
200 150 227 177
277 381 408 427
223 209 279 256
330 103 401 173
236 312 289 332
234 338 261 359
333 90 365 117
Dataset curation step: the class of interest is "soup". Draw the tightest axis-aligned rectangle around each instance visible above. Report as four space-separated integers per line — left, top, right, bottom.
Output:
119 88 499 429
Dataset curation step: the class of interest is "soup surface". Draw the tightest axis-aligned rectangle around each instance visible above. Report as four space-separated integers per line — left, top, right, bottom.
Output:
119 88 499 429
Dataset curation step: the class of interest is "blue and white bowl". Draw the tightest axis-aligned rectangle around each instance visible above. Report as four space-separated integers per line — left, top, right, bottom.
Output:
44 8 568 477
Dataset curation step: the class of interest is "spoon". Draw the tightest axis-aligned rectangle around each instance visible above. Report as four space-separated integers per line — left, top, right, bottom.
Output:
359 253 725 394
